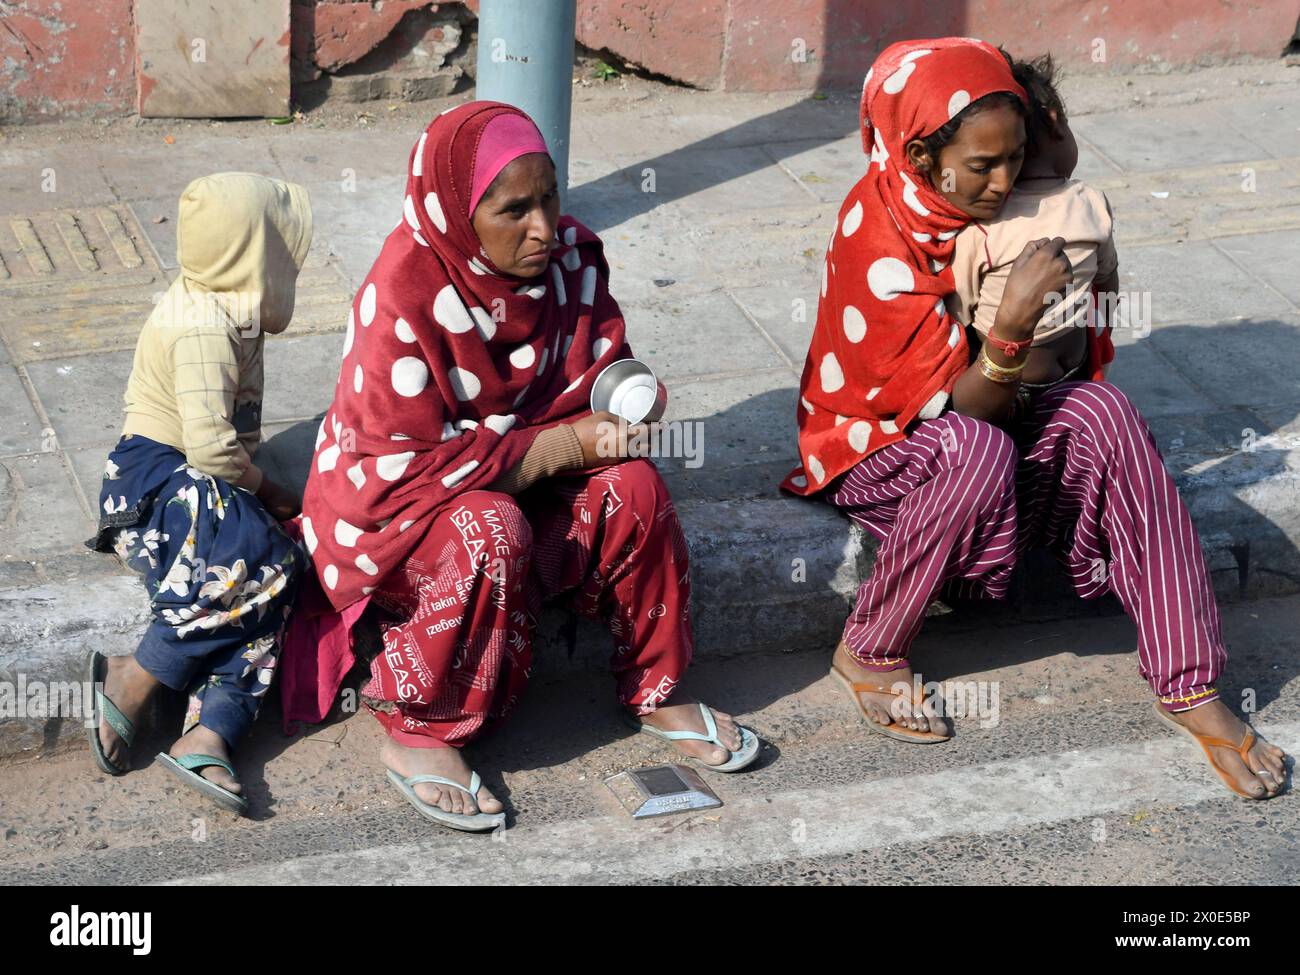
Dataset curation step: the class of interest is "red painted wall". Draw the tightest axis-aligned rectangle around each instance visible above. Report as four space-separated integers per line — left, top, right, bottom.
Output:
0 0 137 120
585 0 1297 90
2 0 1295 121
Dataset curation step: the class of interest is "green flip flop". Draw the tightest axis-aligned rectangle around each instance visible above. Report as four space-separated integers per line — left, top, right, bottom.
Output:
157 752 250 815
386 769 506 832
85 650 133 776
623 702 762 772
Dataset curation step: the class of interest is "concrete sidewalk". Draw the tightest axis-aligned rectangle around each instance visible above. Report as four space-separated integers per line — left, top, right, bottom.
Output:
2 64 1300 758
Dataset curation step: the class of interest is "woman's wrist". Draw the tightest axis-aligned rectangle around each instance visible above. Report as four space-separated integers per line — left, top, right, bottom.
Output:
977 346 1025 384
549 423 586 472
983 328 1032 360
982 327 1032 369
990 308 1037 347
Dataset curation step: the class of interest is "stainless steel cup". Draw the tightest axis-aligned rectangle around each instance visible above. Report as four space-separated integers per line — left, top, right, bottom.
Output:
590 358 667 424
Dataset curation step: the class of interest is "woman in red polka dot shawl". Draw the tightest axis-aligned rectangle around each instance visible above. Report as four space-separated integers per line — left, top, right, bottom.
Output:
783 38 1285 800
295 102 758 830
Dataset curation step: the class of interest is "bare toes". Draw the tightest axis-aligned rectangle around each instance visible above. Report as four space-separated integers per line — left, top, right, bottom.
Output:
1253 765 1281 795
1240 766 1268 798
865 700 892 726
202 769 241 794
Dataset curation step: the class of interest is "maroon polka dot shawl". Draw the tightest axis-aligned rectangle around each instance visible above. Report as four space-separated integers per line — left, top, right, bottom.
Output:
302 101 629 610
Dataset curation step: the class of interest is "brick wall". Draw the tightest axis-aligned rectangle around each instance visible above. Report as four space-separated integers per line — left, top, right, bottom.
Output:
2 0 1295 121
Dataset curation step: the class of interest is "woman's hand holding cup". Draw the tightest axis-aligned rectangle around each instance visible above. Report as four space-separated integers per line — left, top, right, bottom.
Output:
572 410 655 467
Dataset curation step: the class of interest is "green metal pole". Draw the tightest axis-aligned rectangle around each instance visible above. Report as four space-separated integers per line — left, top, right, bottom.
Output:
475 0 577 192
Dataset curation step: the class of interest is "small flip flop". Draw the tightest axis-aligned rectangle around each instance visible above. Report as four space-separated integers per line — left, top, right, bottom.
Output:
85 650 133 776
386 769 506 832
156 752 250 815
1151 702 1282 800
830 666 952 744
623 702 761 772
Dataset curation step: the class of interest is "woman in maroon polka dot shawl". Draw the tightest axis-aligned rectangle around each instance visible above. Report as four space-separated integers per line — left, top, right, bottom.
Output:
302 102 631 610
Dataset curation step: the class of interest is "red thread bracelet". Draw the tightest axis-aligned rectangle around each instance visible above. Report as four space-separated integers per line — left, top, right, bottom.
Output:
984 331 1027 357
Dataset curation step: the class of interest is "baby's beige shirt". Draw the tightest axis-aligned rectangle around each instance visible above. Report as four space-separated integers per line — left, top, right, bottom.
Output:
946 178 1117 344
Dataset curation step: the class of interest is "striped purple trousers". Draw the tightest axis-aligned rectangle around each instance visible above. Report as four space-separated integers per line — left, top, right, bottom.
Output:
825 381 1225 712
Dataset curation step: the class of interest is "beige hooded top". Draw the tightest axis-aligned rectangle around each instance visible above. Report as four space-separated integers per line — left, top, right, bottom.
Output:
122 173 312 490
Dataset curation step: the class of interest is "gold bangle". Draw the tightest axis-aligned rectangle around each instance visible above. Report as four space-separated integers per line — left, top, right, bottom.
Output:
978 346 1024 383
980 345 1025 373
979 360 1019 383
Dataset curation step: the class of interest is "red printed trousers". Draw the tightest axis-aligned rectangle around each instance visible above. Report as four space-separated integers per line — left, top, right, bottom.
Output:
364 459 693 747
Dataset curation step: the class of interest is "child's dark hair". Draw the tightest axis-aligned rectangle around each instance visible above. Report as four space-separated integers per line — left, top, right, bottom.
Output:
917 49 1065 162
1009 52 1066 151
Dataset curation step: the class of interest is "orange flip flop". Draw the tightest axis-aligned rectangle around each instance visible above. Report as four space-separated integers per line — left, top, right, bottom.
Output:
829 665 951 744
1151 702 1280 799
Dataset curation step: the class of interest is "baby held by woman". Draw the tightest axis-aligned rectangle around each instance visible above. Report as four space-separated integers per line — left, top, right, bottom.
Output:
947 54 1119 405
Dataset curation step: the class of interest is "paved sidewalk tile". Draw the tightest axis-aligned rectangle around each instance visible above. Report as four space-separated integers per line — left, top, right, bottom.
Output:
1118 239 1293 326
765 135 864 205
1212 230 1300 307
263 331 347 424
25 351 133 452
67 444 114 516
608 144 813 214
0 146 118 216
255 419 320 497
622 290 786 380
1146 316 1300 410
0 452 93 558
297 179 404 291
1103 340 1216 417
1216 93 1300 160
91 136 282 204
0 362 46 457
728 279 819 370
668 371 799 462
571 94 856 159
1072 102 1273 173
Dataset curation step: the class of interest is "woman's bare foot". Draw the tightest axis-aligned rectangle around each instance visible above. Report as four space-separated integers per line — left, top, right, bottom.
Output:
97 654 161 771
637 695 743 766
832 641 949 736
380 738 503 816
170 725 241 794
1165 699 1288 799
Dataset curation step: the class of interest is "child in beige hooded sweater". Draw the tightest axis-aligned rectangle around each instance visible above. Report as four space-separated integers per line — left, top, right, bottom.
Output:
85 173 312 815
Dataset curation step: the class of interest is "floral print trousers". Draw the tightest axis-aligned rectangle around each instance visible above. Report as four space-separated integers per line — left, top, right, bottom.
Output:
88 435 302 748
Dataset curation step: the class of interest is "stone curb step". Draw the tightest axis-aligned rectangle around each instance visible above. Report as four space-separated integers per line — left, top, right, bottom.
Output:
4 450 1300 762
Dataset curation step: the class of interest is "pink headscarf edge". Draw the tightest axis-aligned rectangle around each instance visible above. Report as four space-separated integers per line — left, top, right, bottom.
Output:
468 113 552 216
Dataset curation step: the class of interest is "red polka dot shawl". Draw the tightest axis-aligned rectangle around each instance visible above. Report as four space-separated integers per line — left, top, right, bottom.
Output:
781 38 1027 496
302 102 629 610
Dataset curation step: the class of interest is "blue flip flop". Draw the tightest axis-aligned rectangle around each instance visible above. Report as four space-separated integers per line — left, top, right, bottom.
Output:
386 769 506 832
86 650 133 776
624 702 761 772
157 752 250 816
